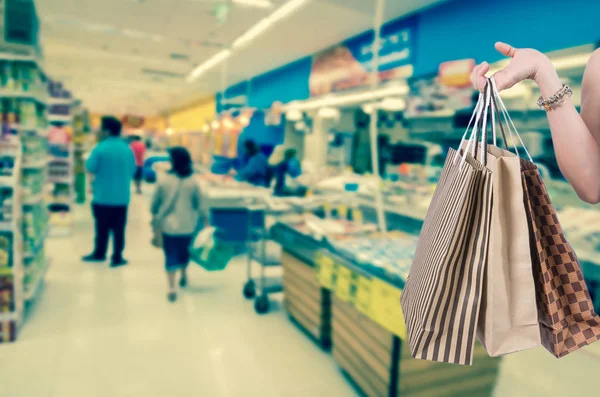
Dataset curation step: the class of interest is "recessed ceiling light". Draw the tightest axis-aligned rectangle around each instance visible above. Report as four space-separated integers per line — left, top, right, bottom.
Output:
232 0 273 8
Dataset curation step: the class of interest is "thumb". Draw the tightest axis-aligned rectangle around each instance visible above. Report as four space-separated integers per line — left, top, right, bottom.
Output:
492 68 517 91
495 42 518 58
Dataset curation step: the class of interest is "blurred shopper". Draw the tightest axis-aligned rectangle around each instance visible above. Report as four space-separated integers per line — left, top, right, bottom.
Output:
472 42 600 204
150 147 201 302
130 135 146 194
83 116 136 267
269 147 303 196
236 140 269 186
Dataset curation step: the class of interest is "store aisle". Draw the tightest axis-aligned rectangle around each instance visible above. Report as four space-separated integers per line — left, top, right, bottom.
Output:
0 193 357 397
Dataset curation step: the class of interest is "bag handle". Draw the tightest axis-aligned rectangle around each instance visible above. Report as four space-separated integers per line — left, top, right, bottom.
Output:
461 80 491 168
489 77 533 162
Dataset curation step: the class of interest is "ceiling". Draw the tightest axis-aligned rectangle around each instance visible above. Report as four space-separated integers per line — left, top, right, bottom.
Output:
37 0 444 116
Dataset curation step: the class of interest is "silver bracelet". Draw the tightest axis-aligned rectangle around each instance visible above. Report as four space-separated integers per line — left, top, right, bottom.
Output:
536 84 572 111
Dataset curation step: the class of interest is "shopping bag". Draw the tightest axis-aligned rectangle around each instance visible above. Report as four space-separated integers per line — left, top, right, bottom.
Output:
474 82 540 357
491 79 600 358
190 227 235 271
401 88 493 366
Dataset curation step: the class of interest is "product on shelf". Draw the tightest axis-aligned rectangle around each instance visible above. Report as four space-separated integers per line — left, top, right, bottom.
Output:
0 233 12 268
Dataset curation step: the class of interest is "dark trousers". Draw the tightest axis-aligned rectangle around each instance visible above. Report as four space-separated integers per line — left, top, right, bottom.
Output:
92 204 128 261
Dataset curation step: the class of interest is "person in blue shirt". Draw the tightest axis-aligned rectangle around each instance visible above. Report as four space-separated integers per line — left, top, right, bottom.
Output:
272 148 302 196
82 116 136 267
236 140 269 186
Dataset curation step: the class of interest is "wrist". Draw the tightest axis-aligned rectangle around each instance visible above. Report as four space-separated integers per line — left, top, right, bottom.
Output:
534 60 562 97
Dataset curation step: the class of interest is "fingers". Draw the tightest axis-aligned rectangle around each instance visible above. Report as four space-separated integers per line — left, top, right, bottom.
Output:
471 62 490 92
495 42 518 58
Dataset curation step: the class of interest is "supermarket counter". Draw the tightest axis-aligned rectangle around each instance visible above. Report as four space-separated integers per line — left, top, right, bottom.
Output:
313 187 428 235
272 221 501 397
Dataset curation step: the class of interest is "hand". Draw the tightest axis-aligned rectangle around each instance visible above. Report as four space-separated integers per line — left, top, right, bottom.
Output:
471 42 554 92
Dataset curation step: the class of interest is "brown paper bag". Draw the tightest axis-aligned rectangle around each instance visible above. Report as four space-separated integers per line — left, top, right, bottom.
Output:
476 144 541 356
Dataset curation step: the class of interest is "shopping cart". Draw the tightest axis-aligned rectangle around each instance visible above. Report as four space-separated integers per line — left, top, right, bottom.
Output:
209 202 284 314
241 204 286 314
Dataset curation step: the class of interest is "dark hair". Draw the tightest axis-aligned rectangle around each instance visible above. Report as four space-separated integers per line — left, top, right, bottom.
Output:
101 116 122 137
244 140 259 156
284 148 296 161
169 146 193 178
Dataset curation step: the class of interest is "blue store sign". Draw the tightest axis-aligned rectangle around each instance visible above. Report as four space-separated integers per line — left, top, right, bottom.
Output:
309 16 416 96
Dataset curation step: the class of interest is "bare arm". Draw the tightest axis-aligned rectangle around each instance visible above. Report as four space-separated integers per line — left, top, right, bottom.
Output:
473 44 600 204
538 50 600 203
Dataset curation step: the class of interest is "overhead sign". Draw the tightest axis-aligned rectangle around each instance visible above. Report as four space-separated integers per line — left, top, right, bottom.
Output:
309 16 416 97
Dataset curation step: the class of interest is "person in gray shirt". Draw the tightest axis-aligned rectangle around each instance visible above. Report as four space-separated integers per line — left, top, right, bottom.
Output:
151 147 202 302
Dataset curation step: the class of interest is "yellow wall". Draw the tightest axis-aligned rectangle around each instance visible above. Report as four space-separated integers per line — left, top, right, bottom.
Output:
168 96 216 132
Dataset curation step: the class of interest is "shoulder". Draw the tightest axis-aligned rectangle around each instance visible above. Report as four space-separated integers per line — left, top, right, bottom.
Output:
583 50 600 89
93 140 109 153
586 49 600 74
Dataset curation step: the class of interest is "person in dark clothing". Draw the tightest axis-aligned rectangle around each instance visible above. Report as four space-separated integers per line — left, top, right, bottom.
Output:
272 148 302 196
236 140 269 186
82 116 136 267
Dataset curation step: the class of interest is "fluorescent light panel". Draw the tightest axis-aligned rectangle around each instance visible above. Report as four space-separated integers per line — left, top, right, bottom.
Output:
233 0 311 49
186 49 232 82
187 0 311 83
233 0 273 8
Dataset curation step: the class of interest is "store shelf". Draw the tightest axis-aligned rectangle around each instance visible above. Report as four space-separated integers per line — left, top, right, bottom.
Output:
48 115 73 123
47 156 73 164
10 124 45 133
23 194 44 205
0 173 19 187
22 159 50 170
0 312 18 322
0 219 18 232
48 97 73 106
0 90 48 106
47 176 73 184
23 258 50 302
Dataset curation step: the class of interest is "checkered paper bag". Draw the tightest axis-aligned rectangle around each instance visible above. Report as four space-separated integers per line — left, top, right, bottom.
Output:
401 91 493 366
521 160 600 357
491 80 600 358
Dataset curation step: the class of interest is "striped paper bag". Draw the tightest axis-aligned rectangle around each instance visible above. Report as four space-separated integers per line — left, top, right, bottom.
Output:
400 148 493 365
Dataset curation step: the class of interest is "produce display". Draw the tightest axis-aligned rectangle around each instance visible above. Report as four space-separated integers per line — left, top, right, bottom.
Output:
329 232 418 283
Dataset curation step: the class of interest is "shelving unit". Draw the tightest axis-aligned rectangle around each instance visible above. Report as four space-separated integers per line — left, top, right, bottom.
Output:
0 49 53 343
8 57 52 311
0 149 23 343
46 80 75 237
72 104 90 204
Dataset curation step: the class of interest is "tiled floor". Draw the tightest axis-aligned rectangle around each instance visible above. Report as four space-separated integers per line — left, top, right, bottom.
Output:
0 194 356 397
1 192 599 396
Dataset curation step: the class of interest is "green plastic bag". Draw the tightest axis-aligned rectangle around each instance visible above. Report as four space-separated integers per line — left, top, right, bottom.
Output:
190 227 234 271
